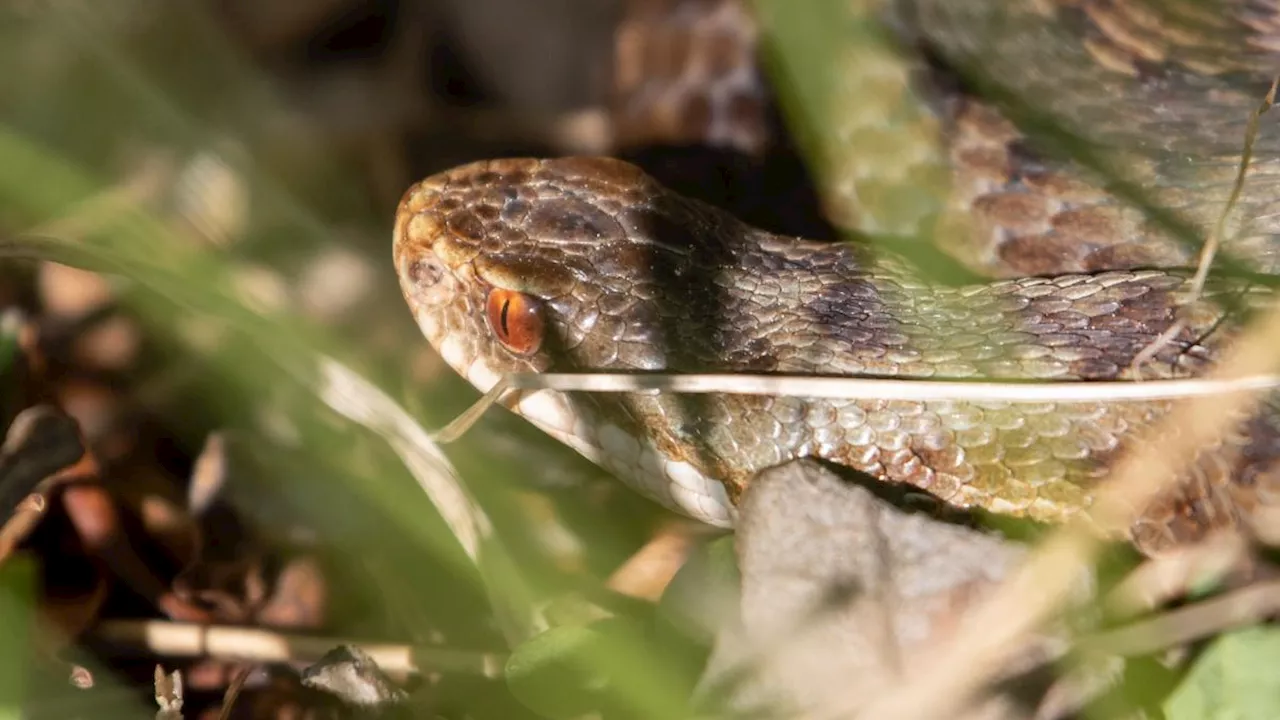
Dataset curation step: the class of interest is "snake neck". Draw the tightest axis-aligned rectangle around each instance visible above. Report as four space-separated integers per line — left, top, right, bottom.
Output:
605 215 1207 384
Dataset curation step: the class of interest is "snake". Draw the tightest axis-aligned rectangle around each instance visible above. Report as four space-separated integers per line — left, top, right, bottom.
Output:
393 0 1280 554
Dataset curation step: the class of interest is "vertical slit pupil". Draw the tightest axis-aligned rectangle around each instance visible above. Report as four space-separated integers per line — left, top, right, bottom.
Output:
500 298 511 337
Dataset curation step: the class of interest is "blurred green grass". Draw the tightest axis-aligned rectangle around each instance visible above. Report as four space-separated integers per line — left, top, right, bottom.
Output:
3 1 1277 718
0 2 697 717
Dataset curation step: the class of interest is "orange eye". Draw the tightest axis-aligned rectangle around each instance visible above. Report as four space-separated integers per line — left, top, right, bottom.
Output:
486 289 544 355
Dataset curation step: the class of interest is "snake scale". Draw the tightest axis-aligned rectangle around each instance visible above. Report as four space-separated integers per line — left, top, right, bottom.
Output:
394 0 1280 554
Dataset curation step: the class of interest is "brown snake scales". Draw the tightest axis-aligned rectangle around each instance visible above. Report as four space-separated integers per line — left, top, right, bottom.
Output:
394 0 1280 554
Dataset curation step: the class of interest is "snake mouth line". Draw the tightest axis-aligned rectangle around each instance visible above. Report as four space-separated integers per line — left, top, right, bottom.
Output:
430 320 738 526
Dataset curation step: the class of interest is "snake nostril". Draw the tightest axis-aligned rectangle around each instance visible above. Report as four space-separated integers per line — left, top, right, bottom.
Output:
408 257 446 288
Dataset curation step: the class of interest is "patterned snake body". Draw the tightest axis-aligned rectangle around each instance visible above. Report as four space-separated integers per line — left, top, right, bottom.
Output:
393 1 1280 552
395 157 1279 552
614 0 1280 276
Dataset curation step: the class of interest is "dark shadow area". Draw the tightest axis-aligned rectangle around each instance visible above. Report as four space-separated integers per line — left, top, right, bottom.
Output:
618 144 837 242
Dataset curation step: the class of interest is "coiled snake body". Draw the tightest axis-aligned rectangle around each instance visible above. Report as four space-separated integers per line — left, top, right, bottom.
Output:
395 0 1280 553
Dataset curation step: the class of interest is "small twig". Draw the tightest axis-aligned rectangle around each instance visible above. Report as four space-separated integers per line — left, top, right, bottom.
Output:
1129 76 1279 375
1189 76 1279 298
432 377 512 443
1127 320 1191 380
497 370 1280 403
1083 578 1280 658
431 370 1280 450
91 619 505 678
215 667 251 720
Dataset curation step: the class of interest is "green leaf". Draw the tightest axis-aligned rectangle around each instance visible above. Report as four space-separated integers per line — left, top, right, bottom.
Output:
658 533 739 643
1165 627 1280 720
0 558 35 712
505 613 698 719
505 620 614 719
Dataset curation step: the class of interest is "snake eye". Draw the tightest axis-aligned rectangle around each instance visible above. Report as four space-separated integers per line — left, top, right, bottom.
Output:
486 289 544 355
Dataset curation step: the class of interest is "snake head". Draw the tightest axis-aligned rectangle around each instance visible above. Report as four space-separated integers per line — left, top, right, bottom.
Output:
393 156 716 387
393 156 745 524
